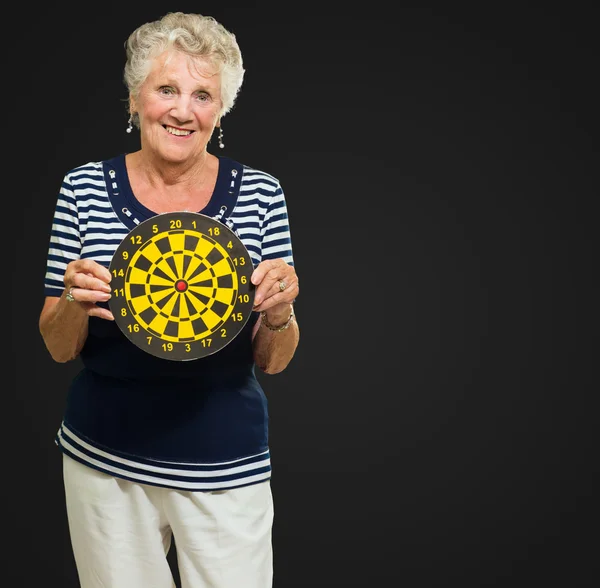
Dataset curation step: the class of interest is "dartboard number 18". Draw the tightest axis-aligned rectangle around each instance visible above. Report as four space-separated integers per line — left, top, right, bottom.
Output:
108 212 255 361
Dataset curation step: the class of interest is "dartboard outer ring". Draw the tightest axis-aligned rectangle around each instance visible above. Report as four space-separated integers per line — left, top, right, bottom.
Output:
108 211 255 361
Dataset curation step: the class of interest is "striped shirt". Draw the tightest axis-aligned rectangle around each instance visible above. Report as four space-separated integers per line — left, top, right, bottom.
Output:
44 154 294 491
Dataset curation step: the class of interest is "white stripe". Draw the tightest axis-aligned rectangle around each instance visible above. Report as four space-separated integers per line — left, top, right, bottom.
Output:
263 249 293 263
80 210 122 220
45 271 68 283
240 184 278 195
58 440 271 490
71 177 106 187
53 212 79 226
79 243 120 255
71 187 110 198
60 426 270 476
233 205 269 217
238 237 261 250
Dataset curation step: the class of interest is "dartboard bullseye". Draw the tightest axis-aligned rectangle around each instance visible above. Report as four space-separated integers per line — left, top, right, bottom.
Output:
108 212 255 361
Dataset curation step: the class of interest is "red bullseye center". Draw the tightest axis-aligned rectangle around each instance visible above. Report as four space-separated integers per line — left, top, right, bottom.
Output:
175 279 188 292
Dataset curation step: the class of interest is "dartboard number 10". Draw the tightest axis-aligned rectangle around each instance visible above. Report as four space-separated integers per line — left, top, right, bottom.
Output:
108 212 255 361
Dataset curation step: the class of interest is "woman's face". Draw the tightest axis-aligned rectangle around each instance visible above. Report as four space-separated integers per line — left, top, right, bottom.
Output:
132 50 222 165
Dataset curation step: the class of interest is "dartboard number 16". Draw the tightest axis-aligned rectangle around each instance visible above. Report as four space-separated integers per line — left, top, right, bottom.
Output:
108 212 255 361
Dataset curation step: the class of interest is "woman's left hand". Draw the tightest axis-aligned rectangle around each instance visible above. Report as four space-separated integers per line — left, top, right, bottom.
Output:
251 259 299 313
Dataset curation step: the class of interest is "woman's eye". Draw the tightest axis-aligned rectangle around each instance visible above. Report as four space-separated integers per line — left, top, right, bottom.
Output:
159 87 175 95
196 92 210 102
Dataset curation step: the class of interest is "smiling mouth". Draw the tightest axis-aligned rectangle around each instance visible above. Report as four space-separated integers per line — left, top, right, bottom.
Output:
163 125 194 136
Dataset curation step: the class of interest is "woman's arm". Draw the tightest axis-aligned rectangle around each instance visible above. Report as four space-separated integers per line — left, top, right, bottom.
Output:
251 259 300 374
252 302 299 374
39 294 90 363
39 259 114 363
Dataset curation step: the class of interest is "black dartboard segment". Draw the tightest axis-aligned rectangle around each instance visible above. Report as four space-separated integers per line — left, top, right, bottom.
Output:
108 212 255 361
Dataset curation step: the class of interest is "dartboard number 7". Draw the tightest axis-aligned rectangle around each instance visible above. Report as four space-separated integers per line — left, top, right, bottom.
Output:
108 212 255 361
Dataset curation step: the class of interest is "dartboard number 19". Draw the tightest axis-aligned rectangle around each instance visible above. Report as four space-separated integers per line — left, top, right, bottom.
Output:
108 212 255 361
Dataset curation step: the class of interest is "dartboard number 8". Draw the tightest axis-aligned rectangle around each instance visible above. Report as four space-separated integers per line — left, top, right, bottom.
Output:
108 212 255 361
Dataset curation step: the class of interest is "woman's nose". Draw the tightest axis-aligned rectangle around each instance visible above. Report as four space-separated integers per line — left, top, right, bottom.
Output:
171 96 193 122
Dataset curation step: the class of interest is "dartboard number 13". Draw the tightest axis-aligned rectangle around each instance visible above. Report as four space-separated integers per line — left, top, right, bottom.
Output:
108 212 255 361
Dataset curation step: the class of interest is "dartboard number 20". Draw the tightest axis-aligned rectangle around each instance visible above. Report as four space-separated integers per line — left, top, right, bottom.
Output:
108 212 255 361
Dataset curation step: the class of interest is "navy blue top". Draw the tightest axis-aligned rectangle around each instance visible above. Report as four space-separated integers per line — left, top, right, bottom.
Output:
44 154 294 491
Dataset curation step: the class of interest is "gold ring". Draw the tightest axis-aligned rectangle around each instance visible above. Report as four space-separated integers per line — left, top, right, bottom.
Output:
279 280 286 292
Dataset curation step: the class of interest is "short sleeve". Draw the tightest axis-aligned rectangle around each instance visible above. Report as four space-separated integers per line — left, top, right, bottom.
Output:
260 181 294 266
43 173 82 297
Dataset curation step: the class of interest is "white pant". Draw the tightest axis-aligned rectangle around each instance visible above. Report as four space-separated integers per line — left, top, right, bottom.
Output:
63 454 274 588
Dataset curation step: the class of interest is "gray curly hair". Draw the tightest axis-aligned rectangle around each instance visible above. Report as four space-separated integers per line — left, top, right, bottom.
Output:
124 12 245 124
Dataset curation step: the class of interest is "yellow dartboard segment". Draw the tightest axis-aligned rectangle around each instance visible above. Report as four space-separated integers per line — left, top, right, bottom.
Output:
108 212 255 361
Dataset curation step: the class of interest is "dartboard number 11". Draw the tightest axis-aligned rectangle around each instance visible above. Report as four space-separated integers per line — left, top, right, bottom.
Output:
108 212 255 361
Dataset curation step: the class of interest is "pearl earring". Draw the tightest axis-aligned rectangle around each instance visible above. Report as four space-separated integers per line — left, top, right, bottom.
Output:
218 126 224 149
126 115 133 133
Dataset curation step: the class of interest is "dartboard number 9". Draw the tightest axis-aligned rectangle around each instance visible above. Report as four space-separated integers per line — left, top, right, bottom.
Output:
108 212 255 361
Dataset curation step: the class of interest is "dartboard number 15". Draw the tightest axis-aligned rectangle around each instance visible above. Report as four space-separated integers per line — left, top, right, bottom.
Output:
108 212 256 361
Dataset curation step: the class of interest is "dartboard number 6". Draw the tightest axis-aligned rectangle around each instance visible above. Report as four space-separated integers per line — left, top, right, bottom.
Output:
108 212 255 361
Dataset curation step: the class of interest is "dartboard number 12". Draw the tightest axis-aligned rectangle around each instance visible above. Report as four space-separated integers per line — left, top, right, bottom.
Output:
108 212 255 361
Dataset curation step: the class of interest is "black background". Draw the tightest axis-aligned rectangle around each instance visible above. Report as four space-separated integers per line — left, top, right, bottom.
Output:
7 1 597 587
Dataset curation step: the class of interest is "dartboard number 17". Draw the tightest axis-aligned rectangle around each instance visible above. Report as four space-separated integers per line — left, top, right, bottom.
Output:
108 212 255 361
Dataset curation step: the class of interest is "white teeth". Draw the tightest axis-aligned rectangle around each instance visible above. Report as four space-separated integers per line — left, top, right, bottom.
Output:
166 126 192 136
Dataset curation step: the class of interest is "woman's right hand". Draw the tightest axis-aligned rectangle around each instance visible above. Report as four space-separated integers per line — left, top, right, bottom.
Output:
63 259 114 320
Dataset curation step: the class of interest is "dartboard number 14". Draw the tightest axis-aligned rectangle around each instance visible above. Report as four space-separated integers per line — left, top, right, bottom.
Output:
108 212 255 361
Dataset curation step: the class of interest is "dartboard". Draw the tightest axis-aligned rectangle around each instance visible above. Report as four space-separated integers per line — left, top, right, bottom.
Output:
108 212 255 360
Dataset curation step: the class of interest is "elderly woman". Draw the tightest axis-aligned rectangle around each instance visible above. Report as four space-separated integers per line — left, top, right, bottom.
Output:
38 12 299 588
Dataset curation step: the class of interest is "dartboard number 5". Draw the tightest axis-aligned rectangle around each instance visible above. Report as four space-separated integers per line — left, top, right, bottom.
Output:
108 212 255 361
